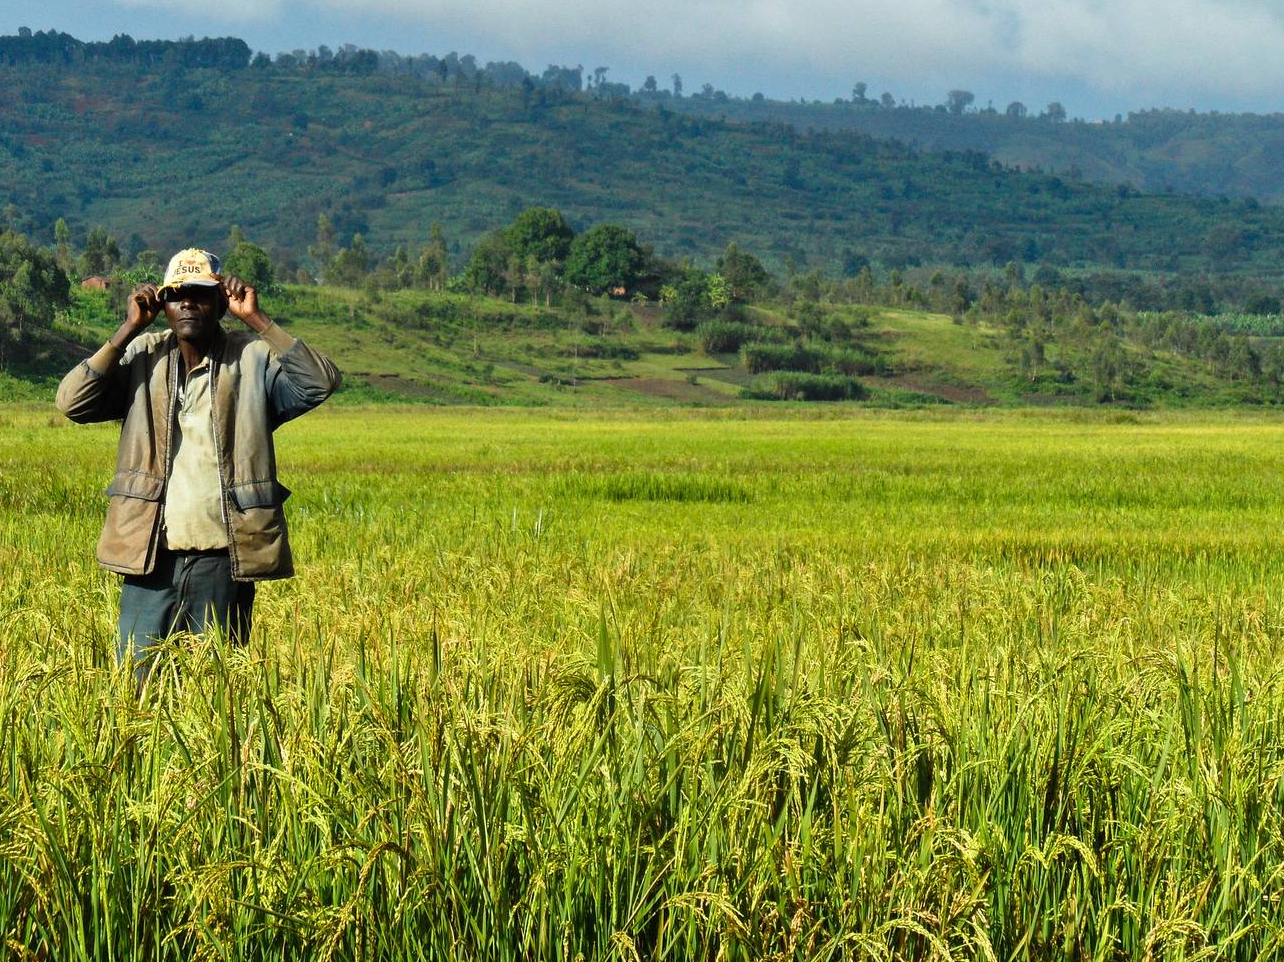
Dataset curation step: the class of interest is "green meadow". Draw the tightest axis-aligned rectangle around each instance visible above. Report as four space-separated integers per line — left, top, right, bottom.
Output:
4 404 1284 959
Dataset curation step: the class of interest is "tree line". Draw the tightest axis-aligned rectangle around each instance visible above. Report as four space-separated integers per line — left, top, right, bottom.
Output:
0 29 250 69
1 30 1073 114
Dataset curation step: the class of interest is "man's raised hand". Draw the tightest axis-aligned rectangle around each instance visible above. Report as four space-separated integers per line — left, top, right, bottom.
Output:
222 275 260 322
109 284 162 350
126 284 161 330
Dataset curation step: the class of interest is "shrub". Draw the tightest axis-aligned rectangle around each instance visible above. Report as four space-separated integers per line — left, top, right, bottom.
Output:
663 269 713 331
823 347 884 376
741 342 823 374
696 321 759 353
742 372 868 401
562 339 639 360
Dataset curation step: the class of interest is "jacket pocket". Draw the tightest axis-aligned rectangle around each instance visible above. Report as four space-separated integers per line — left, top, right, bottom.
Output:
105 470 166 501
228 480 291 510
227 480 293 578
98 472 165 574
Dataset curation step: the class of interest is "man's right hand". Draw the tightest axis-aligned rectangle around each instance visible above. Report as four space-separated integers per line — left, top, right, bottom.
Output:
126 284 161 329
110 284 162 351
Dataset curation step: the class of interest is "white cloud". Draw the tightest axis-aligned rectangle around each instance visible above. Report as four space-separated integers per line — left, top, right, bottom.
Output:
108 0 280 19
1015 0 1284 98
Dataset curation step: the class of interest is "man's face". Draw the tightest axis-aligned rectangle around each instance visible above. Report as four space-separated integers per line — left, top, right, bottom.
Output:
162 284 224 343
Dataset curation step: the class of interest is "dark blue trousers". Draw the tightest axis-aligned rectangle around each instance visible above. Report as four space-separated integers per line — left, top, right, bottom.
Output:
117 548 255 687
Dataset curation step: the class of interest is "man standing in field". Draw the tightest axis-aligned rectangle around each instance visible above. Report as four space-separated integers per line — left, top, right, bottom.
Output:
56 248 341 686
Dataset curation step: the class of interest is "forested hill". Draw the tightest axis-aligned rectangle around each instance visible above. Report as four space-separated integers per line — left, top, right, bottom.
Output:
3 30 1284 278
658 95 1284 206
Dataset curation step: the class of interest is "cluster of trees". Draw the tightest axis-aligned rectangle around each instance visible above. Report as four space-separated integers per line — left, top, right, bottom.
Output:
658 244 771 329
0 29 593 95
456 210 778 327
0 228 70 365
987 295 1284 401
0 29 250 69
844 82 1069 122
306 215 447 292
301 206 770 324
243 207 787 343
817 246 1284 320
262 44 592 93
261 46 661 99
461 211 646 301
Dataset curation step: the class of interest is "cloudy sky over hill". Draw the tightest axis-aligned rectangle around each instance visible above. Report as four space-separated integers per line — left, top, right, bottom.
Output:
5 0 1283 119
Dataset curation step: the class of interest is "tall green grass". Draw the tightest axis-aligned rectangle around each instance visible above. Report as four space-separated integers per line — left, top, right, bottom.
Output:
4 405 1284 959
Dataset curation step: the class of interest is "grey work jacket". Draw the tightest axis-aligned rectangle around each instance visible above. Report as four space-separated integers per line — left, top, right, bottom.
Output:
55 323 341 581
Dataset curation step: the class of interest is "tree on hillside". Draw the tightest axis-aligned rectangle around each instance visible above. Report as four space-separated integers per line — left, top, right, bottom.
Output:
463 231 514 296
417 223 449 291
564 224 646 294
222 238 277 293
663 268 714 330
1044 102 1067 122
541 64 582 90
504 207 574 265
672 73 683 97
53 218 72 274
1089 330 1130 400
1245 292 1281 315
707 274 731 311
80 226 121 277
1005 101 1027 118
534 259 561 306
1204 223 1246 267
715 242 770 300
327 234 370 287
946 90 974 115
388 245 413 288
840 248 869 278
0 229 70 364
308 214 337 282
1018 329 1047 383
852 82 868 103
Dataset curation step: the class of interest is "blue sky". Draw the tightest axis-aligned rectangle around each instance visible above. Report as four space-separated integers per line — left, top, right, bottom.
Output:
5 0 1284 120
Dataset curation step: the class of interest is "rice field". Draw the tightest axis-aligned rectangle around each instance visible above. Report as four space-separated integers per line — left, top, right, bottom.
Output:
4 403 1284 960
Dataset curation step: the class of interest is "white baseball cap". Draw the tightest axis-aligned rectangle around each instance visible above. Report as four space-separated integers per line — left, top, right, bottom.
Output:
158 248 222 297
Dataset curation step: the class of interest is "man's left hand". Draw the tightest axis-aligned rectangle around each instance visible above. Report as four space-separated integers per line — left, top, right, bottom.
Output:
222 275 260 322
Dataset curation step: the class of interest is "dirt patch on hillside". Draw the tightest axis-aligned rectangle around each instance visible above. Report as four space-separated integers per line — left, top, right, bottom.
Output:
603 377 734 403
864 375 994 404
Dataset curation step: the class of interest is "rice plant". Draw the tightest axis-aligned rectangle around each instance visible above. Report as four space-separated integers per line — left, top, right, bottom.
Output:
4 404 1284 959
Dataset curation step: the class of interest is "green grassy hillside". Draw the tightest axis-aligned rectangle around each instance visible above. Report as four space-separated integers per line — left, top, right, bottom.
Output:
6 282 1273 409
4 57 1284 279
656 96 1284 206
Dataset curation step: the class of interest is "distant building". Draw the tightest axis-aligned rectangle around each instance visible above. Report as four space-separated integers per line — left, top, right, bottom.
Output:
80 276 114 290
